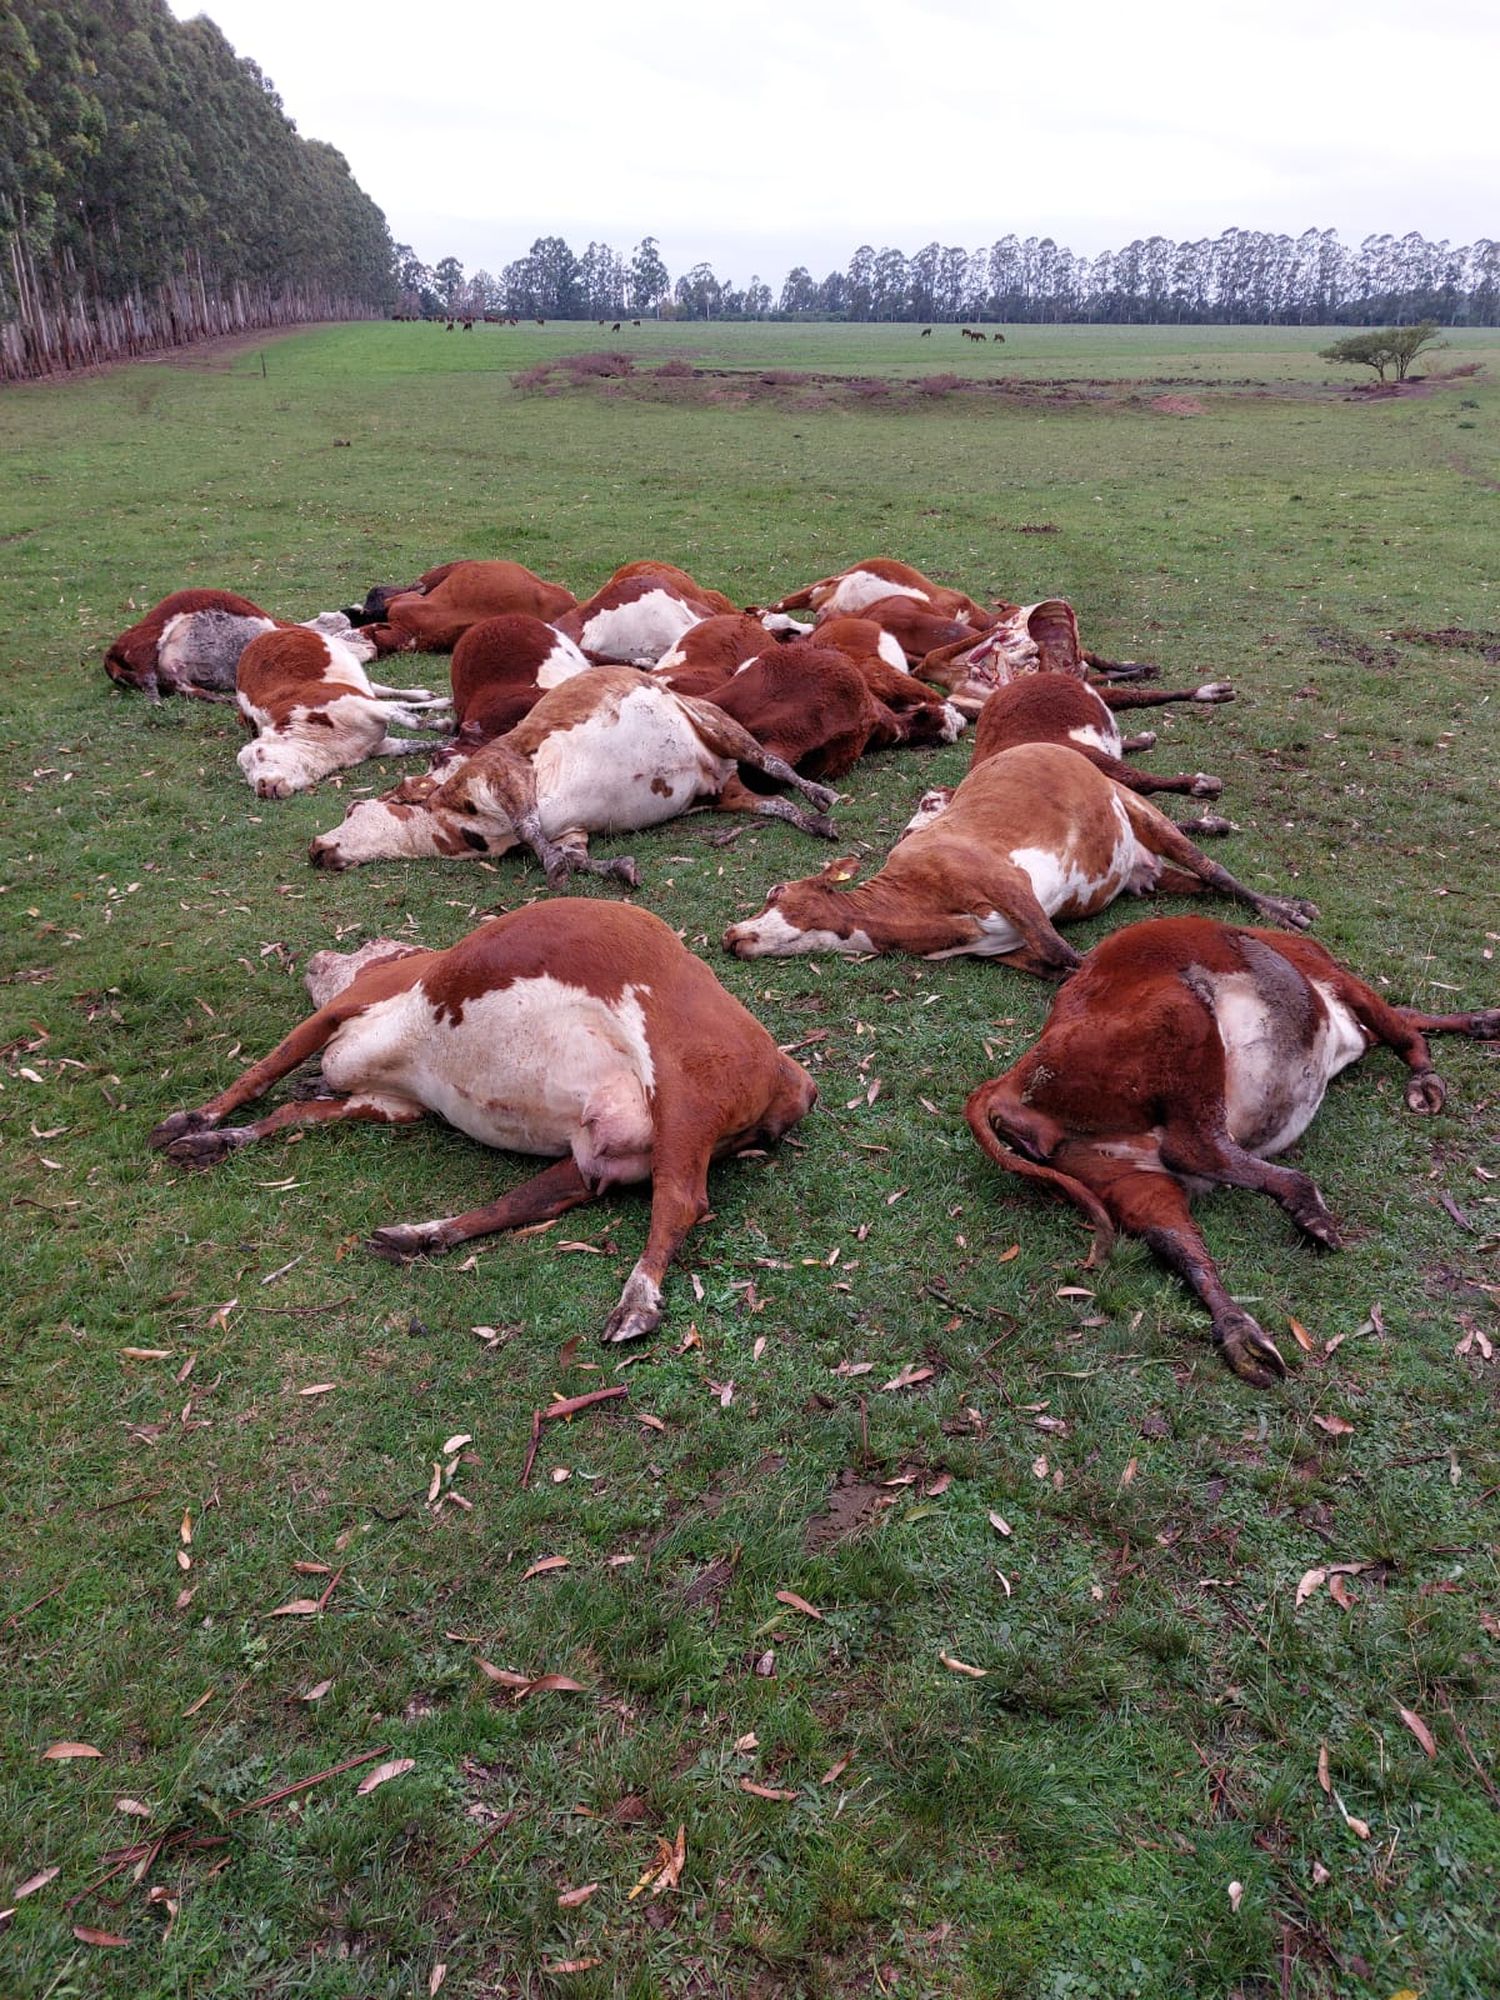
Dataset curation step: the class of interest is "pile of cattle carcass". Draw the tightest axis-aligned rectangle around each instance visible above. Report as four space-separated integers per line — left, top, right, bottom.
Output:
112 555 1498 1386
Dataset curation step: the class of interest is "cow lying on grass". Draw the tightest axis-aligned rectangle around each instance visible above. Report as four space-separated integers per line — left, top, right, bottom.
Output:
149 903 817 1346
770 557 997 628
104 589 377 700
919 598 1223 716
236 627 451 797
307 667 839 881
723 743 1314 973
964 916 1500 1385
360 561 577 653
447 614 594 748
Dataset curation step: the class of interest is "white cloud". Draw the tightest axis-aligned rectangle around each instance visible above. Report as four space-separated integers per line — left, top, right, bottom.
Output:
173 0 1500 282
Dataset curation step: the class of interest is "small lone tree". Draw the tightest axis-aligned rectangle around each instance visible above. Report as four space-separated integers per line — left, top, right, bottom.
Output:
1319 320 1443 383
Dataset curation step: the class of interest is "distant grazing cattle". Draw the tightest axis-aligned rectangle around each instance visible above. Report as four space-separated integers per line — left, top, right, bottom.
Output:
920 327 932 337
964 916 1500 1385
236 627 450 797
723 743 1314 972
772 558 996 628
360 561 577 653
149 902 818 1346
307 667 838 878
103 591 376 700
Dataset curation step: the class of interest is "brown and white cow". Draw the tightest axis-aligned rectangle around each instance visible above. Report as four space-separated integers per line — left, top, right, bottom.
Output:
343 561 463 628
723 743 1314 974
236 627 451 797
104 590 377 700
554 571 725 666
770 558 997 628
148 902 817 1346
705 643 901 781
652 614 787 696
964 916 1500 1385
447 614 594 748
361 561 578 653
808 617 967 746
307 667 838 880
918 598 1224 717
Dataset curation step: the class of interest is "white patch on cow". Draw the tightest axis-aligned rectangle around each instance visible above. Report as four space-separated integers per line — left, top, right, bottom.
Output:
528 681 732 842
725 906 875 958
937 703 967 742
1066 721 1121 756
758 612 814 636
875 630 910 673
820 572 928 616
580 591 704 664
537 631 593 688
1209 973 1369 1157
237 690 393 796
1008 838 1129 921
318 974 657 1183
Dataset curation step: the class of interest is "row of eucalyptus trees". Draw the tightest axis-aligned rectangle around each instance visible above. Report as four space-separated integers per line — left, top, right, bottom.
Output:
407 229 1500 327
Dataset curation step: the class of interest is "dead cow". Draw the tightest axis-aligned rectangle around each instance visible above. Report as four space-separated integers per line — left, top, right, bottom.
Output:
770 557 996 628
104 590 376 700
236 627 451 797
448 614 593 748
361 561 578 653
307 666 838 880
555 570 727 665
723 743 1315 973
148 903 818 1346
964 916 1500 1385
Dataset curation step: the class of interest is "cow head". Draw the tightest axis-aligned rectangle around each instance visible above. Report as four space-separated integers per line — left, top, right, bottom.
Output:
304 938 425 1008
896 787 955 840
723 858 874 959
307 761 518 871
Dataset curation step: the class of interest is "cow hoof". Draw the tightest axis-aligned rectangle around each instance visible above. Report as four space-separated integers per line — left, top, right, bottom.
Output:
1404 1068 1447 1115
608 856 640 888
367 1222 448 1263
1190 774 1224 797
1261 896 1318 931
1463 1009 1500 1042
804 813 839 840
1123 729 1157 752
1183 812 1234 837
1194 682 1235 702
1295 1200 1344 1251
802 782 839 815
149 1108 215 1151
600 1307 659 1345
164 1128 242 1168
1218 1315 1288 1388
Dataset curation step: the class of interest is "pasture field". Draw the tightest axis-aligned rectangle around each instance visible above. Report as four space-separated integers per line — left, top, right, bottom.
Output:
1 320 1498 2000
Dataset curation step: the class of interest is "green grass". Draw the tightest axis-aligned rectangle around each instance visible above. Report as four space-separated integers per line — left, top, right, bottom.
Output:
1 320 1497 2000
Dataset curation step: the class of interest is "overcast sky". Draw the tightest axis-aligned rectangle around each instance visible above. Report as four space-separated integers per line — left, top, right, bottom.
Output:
173 0 1497 284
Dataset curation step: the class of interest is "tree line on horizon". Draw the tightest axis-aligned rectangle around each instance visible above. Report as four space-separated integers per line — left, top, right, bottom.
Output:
402 228 1500 328
1 0 392 378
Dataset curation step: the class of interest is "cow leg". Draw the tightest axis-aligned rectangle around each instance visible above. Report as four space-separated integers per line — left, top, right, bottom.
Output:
1072 742 1224 800
1319 973 1500 1114
161 1092 425 1167
1083 653 1159 682
1121 792 1318 930
374 735 446 757
366 681 444 703
149 1006 355 1150
552 827 640 888
465 741 581 888
1119 730 1157 751
714 773 837 839
979 866 1084 976
379 701 453 732
1101 682 1233 709
366 1159 595 1260
1105 1169 1288 1387
601 1127 714 1344
681 699 840 816
1155 1115 1343 1250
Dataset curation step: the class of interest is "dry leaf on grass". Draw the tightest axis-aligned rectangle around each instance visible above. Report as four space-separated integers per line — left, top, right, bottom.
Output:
628 1823 687 1899
733 1732 758 1753
1227 1880 1244 1912
298 1383 335 1398
181 1688 215 1718
988 1512 1012 1537
775 1590 824 1621
1396 1705 1437 1757
831 1359 874 1377
14 1867 59 1899
820 1753 853 1785
558 1882 599 1908
121 1347 173 1362
1295 1568 1328 1608
739 1778 797 1801
1312 1414 1354 1437
73 1925 130 1947
115 1798 151 1817
292 1561 333 1576
442 1433 472 1455
267 1597 322 1618
298 1680 334 1704
356 1758 415 1796
543 1960 601 1976
939 1652 987 1678
881 1363 934 1392
522 1557 569 1581
1317 1743 1331 1794
429 1967 447 1997
41 1742 101 1760
1329 1574 1356 1610
1288 1316 1318 1354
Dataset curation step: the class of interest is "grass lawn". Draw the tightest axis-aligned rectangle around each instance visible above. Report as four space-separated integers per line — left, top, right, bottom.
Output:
1 319 1497 1999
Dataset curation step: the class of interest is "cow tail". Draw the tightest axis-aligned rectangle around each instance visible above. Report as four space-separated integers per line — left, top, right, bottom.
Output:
964 1079 1116 1268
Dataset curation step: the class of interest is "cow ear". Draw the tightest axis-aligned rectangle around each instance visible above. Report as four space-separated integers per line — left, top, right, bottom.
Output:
822 855 861 885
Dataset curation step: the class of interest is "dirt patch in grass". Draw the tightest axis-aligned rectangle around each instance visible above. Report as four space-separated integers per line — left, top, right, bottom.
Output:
804 1471 898 1552
1391 625 1500 662
1149 394 1208 414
